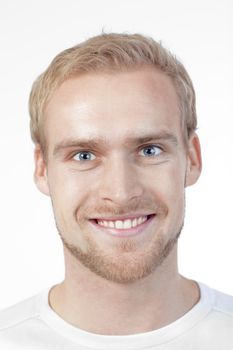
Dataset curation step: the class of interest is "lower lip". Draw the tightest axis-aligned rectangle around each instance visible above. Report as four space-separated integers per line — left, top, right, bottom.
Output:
89 215 156 238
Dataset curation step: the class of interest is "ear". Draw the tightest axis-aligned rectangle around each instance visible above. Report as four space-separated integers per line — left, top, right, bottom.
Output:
34 144 50 196
185 132 202 187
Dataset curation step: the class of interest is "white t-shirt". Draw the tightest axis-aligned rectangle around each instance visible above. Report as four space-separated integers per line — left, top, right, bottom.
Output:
0 282 233 349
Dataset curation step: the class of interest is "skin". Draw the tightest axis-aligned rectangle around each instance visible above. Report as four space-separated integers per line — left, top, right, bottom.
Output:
34 67 202 335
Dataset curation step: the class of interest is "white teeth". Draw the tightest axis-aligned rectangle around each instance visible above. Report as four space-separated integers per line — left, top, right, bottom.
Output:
123 219 132 229
138 217 143 225
96 216 148 229
115 220 123 229
109 221 115 228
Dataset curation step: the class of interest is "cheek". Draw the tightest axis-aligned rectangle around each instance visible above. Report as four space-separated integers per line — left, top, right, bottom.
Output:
148 166 186 238
144 161 186 226
147 161 185 195
162 165 186 225
47 165 89 214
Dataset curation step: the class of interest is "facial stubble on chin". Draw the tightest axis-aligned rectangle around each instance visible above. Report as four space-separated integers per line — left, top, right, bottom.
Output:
56 220 184 284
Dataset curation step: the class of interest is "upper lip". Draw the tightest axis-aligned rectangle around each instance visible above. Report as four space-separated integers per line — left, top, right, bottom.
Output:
90 213 156 221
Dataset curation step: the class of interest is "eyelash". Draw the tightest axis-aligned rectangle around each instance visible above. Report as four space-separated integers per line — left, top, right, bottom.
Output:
138 144 163 157
71 144 163 162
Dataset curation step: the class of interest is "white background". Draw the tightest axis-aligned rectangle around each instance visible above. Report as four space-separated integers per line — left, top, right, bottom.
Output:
0 0 232 309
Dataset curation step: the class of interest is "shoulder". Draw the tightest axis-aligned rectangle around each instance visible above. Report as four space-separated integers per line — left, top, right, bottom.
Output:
0 293 40 333
199 281 233 327
211 287 233 316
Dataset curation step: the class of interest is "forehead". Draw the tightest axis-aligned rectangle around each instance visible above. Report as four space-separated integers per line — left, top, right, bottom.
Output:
44 68 182 149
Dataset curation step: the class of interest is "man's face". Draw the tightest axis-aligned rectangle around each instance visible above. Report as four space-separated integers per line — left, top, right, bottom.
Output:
35 68 201 284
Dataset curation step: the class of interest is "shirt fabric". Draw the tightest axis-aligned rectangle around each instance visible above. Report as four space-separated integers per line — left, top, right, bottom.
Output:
0 282 233 349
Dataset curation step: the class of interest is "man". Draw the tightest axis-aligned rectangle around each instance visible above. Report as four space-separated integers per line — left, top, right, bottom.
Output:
0 33 232 349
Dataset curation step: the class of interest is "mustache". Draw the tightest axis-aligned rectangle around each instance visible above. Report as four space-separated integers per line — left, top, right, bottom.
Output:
76 197 168 222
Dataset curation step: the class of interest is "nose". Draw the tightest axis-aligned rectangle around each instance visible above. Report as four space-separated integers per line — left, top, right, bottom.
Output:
97 154 143 206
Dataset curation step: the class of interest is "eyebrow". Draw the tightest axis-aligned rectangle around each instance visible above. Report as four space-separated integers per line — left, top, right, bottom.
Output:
53 131 178 157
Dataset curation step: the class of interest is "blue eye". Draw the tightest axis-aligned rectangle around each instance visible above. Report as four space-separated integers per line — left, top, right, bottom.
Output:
73 151 96 161
139 145 162 157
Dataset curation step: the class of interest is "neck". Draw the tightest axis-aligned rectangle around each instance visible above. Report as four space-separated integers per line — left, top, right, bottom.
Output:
49 248 200 335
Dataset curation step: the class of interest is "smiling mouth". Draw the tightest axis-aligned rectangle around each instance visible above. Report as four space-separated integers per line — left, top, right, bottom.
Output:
89 214 156 237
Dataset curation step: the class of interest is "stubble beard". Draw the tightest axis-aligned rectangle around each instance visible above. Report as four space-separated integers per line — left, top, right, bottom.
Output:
56 215 184 285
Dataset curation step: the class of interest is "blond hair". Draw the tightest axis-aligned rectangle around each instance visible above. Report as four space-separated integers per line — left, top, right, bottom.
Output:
29 33 197 148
